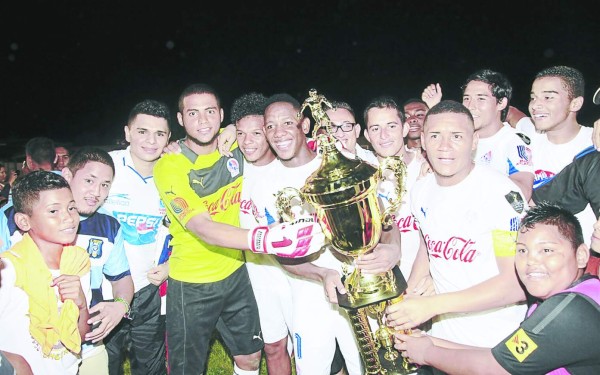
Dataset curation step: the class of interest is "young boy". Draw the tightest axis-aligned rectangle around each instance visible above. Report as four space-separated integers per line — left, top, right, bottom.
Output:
0 171 92 374
395 203 600 374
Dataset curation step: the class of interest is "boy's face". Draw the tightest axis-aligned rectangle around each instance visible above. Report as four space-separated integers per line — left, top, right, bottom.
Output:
515 223 588 300
236 114 273 166
54 147 70 170
404 101 428 141
125 114 170 164
421 112 478 187
63 161 114 216
528 76 577 133
16 187 79 247
325 108 360 153
177 93 223 146
462 80 504 131
365 107 408 158
264 102 310 163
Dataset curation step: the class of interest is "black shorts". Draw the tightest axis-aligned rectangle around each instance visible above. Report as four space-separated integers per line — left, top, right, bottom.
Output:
166 265 263 374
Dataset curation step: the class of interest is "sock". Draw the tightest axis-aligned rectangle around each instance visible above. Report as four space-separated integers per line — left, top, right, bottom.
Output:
233 363 259 375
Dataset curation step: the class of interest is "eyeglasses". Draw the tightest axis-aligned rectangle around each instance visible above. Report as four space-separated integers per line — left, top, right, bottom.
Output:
331 122 356 133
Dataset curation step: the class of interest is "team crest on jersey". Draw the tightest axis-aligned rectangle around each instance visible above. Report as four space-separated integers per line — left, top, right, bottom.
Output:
505 191 525 213
87 238 104 258
505 328 538 362
226 158 240 178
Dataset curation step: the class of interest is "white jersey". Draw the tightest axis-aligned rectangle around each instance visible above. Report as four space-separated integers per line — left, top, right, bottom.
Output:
476 125 534 178
258 155 362 375
410 164 527 347
376 154 424 279
103 148 167 292
0 260 92 375
355 144 379 166
526 126 595 240
240 158 294 344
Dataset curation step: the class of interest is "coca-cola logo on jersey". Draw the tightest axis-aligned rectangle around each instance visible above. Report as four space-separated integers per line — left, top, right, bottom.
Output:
392 214 419 232
205 182 242 215
240 198 263 221
425 235 477 262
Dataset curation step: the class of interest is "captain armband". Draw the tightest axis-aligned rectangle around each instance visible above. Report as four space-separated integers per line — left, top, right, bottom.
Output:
492 229 518 257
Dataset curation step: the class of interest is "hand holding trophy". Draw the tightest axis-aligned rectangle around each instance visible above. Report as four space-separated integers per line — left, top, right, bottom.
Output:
276 89 416 374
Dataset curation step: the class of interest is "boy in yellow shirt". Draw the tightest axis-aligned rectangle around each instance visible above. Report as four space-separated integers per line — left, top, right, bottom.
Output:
0 170 91 374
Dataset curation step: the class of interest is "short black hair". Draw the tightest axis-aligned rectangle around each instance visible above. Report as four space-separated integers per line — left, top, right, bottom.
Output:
363 96 404 125
128 99 171 130
178 83 221 112
230 92 268 123
535 65 585 100
330 100 356 117
67 146 115 178
403 98 429 109
425 100 474 125
265 93 301 111
12 170 70 216
520 202 584 251
25 137 56 165
462 69 513 121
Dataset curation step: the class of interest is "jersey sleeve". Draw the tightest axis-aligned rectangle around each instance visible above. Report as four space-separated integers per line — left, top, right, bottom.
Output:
102 227 131 281
491 293 600 374
532 151 600 217
153 155 210 227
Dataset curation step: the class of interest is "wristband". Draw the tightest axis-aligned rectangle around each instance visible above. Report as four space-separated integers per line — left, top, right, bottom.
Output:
114 297 131 319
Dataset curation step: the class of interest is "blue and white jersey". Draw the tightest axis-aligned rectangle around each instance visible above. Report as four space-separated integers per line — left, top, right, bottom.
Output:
78 210 130 306
103 148 167 292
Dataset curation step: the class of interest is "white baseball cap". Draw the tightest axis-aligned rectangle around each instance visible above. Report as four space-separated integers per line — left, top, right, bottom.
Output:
594 87 600 105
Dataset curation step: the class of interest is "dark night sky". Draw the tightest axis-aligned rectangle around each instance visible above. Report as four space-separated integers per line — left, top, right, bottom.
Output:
3 1 599 159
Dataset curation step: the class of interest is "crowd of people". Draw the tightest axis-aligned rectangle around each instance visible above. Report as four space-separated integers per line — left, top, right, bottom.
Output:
0 64 599 375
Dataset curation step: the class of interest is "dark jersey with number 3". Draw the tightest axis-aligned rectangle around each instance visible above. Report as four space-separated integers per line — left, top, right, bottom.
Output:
492 276 600 374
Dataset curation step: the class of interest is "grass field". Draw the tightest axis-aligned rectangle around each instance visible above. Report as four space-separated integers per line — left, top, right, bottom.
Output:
124 334 272 374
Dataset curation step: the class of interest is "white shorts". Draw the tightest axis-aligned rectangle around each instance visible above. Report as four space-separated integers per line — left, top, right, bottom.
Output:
290 276 363 375
246 254 293 344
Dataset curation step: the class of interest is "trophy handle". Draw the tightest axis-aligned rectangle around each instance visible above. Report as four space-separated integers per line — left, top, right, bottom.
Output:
378 156 407 228
274 187 304 223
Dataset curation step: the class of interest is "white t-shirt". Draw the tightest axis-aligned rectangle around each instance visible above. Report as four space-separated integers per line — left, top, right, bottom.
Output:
267 155 362 375
525 126 595 240
410 164 527 347
355 144 379 166
103 148 167 292
239 159 294 344
476 125 534 178
376 154 424 279
0 259 92 375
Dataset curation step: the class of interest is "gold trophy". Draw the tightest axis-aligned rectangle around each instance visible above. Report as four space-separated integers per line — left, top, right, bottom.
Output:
276 89 416 374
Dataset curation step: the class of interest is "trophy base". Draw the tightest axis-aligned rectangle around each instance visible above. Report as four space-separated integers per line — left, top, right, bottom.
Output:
337 266 407 309
377 349 419 375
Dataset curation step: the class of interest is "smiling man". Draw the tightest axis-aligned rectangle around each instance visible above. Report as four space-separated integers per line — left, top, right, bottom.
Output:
153 84 324 375
386 100 528 349
102 99 171 375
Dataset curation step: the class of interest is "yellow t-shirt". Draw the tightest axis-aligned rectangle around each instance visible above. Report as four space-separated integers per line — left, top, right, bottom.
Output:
153 141 245 283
